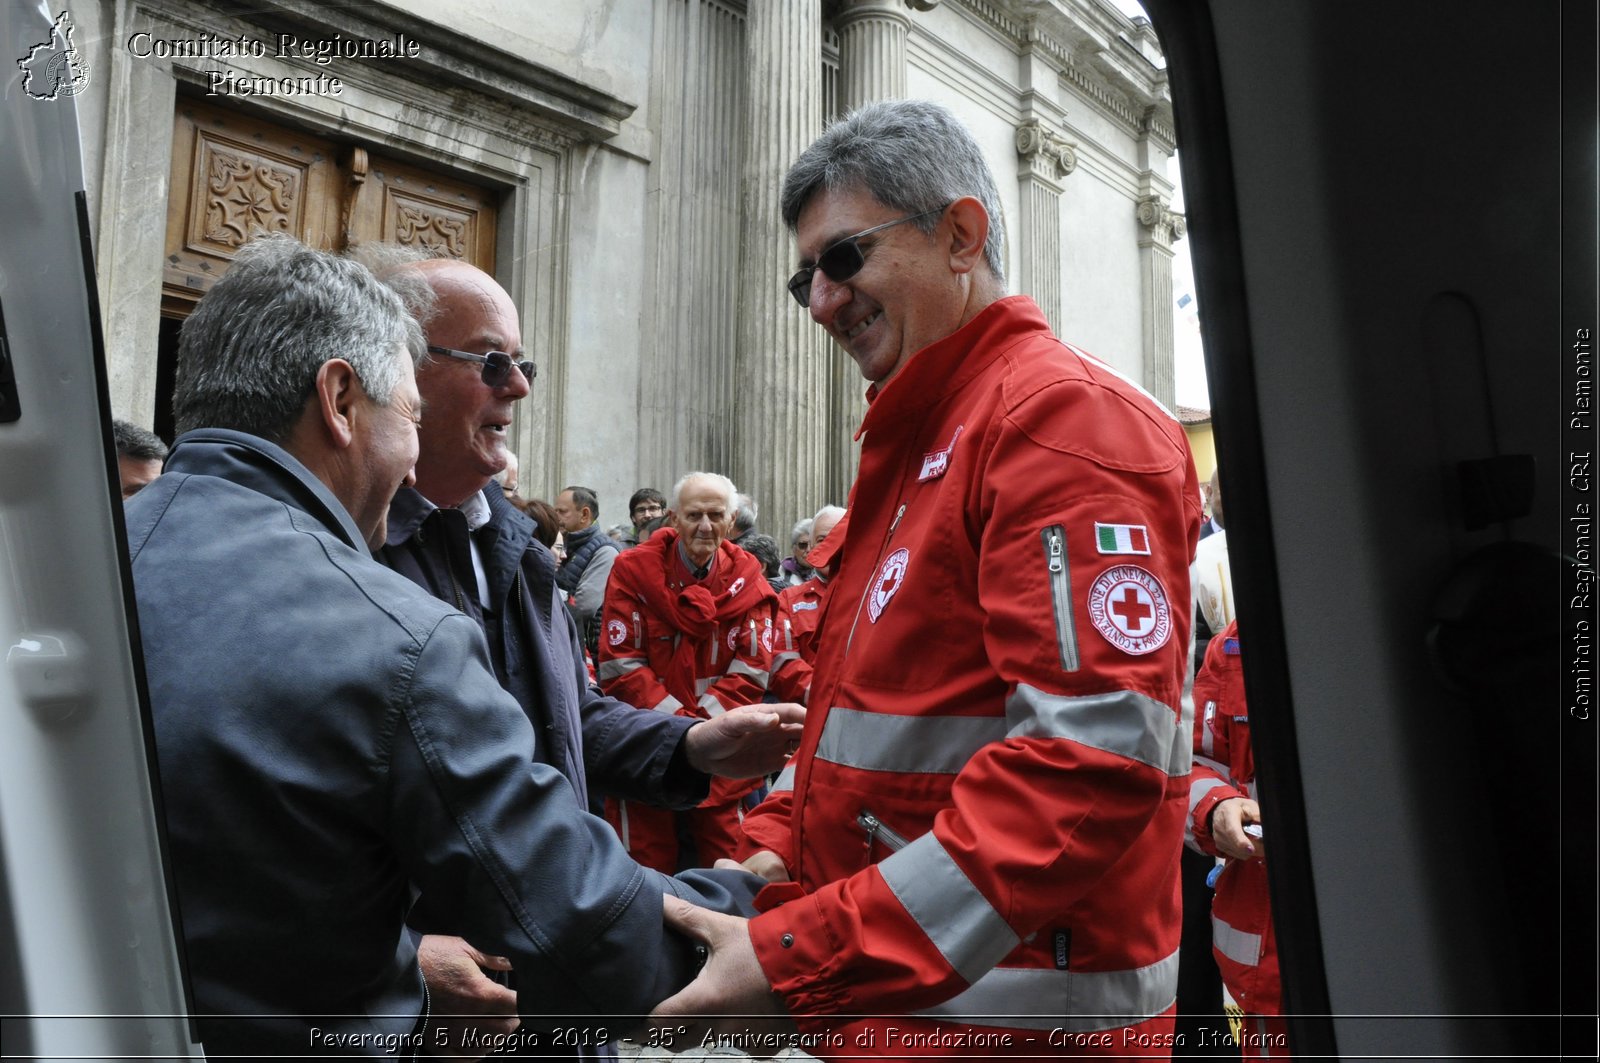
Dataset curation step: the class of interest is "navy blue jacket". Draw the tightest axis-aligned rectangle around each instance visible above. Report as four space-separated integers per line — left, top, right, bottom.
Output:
378 485 707 812
127 431 757 1057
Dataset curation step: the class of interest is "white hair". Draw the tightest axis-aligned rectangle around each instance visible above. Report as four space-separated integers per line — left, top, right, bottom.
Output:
813 504 846 526
672 471 738 512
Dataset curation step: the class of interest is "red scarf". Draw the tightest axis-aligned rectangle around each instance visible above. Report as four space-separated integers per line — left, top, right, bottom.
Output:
610 529 775 702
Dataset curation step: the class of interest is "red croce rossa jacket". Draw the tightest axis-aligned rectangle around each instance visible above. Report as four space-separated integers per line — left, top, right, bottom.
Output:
597 529 776 720
1189 621 1281 1017
740 296 1201 1055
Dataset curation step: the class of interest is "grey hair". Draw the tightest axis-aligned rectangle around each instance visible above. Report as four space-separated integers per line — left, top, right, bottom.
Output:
790 517 814 546
112 418 168 462
733 493 758 534
673 472 738 513
173 235 425 439
813 504 846 527
781 99 1006 284
345 242 441 363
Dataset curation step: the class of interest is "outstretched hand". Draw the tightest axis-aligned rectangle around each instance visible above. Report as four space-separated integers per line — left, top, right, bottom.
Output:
649 895 794 1055
683 703 805 779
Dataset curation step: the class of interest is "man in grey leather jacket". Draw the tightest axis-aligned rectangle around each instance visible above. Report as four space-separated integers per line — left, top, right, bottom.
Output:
126 235 774 1059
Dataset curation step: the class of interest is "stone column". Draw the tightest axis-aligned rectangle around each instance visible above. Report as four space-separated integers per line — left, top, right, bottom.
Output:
735 0 827 538
1015 120 1077 335
1136 194 1185 410
820 0 937 506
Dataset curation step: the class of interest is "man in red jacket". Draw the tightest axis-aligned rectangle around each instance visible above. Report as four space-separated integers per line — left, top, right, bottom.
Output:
1189 622 1289 1059
599 472 785 873
652 99 1201 1057
769 504 844 704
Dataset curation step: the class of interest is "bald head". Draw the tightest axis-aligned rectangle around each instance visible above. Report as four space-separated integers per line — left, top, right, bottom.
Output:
408 259 530 508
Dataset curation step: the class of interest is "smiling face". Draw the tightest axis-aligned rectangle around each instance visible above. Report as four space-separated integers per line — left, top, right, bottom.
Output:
671 477 735 569
795 187 967 386
412 260 529 508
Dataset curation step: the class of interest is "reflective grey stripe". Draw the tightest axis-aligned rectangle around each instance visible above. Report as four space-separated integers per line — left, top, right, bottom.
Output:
770 762 795 793
816 707 1005 774
652 694 683 714
1194 754 1230 779
598 657 646 681
1188 775 1227 816
728 657 770 689
1201 700 1217 757
1247 780 1259 802
770 651 800 671
1212 914 1262 966
878 833 1019 984
695 676 715 696
1169 696 1194 777
697 693 727 717
1005 685 1177 774
913 949 1180 1033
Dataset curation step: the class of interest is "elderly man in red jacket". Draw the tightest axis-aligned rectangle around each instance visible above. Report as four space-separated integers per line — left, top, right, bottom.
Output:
652 99 1201 1058
599 472 786 873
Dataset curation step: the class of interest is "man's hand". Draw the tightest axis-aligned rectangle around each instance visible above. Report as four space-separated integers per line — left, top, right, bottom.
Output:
683 703 805 779
417 934 519 1061
714 852 791 885
1210 797 1264 861
650 895 794 1054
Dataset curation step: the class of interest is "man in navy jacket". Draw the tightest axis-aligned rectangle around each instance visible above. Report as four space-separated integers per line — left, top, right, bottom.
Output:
127 235 784 1059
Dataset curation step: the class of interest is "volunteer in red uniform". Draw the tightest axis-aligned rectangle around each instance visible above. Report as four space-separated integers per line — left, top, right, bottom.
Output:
768 504 845 704
1189 622 1288 1059
652 99 1201 1056
598 472 784 872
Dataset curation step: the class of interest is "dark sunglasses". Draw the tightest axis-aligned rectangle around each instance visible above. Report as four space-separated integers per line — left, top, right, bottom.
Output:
786 205 949 308
426 345 536 387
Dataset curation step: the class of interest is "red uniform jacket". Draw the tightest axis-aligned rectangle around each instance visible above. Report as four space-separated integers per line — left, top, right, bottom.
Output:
769 576 829 703
597 530 776 719
1189 622 1281 1016
740 296 1201 1049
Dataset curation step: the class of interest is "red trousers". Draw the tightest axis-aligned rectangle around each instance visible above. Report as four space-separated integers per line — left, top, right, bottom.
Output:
604 776 752 873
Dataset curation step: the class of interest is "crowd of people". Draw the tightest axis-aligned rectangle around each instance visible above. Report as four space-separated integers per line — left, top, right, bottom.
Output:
113 98 1284 1061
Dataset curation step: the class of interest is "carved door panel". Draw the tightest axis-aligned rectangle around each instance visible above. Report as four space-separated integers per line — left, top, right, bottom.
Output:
163 97 498 317
341 151 498 266
163 99 344 315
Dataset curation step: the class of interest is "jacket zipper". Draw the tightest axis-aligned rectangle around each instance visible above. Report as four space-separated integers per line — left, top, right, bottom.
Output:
631 610 642 649
842 502 907 660
413 977 431 1060
856 809 911 855
1041 524 1079 672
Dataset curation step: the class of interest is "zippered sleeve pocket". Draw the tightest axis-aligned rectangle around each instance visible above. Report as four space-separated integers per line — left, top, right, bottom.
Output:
1040 524 1080 672
856 809 912 864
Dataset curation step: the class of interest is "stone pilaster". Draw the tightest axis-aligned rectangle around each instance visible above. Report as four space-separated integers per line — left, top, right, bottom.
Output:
735 0 827 538
1015 119 1077 335
1136 194 1185 410
820 0 937 506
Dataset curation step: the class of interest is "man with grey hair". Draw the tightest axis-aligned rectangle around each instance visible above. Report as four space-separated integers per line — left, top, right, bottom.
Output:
111 417 167 500
598 471 785 874
656 99 1202 1055
125 235 773 1058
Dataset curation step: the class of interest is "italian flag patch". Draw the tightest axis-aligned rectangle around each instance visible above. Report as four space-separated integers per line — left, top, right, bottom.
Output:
1095 522 1151 555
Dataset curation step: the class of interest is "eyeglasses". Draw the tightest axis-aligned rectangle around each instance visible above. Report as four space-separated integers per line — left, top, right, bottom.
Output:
786 205 949 308
426 345 536 388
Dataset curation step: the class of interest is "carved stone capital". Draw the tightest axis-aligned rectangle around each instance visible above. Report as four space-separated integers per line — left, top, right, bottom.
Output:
1136 194 1186 246
906 0 941 10
1015 120 1077 182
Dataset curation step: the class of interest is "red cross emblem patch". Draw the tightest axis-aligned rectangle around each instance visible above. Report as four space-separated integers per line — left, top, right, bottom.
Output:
868 547 911 623
1087 564 1173 655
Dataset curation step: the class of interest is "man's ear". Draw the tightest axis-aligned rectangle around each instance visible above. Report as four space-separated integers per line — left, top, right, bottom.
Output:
314 359 364 449
944 196 990 277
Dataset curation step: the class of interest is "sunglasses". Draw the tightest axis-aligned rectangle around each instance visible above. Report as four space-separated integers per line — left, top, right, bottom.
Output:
426 345 536 388
786 205 949 308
